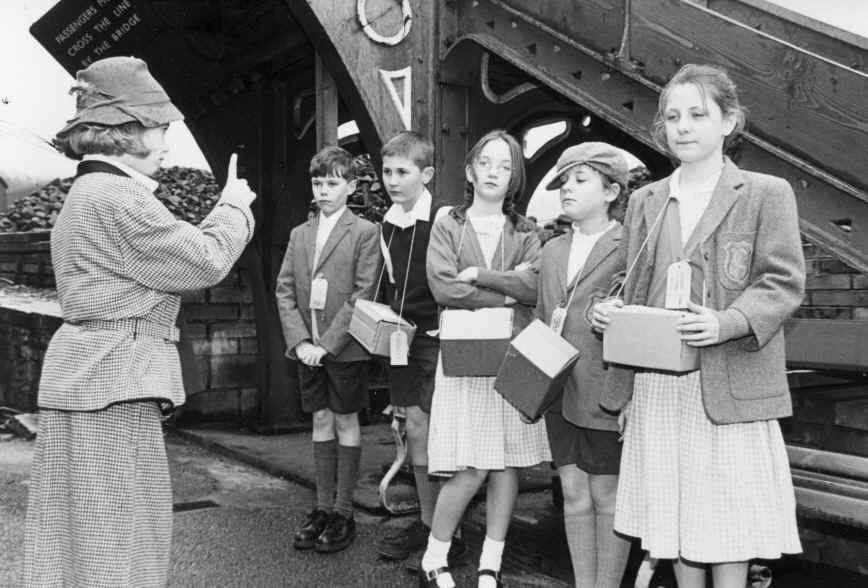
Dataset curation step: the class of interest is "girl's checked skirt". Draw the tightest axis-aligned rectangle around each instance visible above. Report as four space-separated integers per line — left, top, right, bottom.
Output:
24 401 172 587
427 356 551 474
614 370 802 563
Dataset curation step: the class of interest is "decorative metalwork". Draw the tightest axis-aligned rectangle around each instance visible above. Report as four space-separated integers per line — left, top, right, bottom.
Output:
480 52 537 104
379 67 412 129
357 0 412 46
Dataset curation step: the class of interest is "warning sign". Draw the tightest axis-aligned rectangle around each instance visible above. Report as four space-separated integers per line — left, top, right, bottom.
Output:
30 0 147 74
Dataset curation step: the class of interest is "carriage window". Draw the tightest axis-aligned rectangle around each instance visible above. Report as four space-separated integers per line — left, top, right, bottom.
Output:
523 120 568 159
525 165 563 227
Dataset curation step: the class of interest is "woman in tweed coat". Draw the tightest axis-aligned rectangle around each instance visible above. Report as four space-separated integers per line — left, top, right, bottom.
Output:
23 57 255 587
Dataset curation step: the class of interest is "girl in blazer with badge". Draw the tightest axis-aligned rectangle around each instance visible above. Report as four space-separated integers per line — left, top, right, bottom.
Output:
592 64 805 588
537 142 634 588
419 130 550 588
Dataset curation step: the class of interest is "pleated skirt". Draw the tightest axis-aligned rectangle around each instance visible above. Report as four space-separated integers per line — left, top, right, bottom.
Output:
427 356 551 474
23 401 172 587
614 371 802 563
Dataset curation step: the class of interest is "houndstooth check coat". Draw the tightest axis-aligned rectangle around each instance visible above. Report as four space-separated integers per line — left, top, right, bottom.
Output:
39 160 254 411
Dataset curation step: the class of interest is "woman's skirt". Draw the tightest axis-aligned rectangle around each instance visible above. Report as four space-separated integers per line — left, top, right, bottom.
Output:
614 370 802 563
23 401 172 587
427 357 551 474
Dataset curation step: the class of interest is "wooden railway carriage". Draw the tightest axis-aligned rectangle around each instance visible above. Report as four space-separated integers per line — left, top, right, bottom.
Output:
29 0 868 573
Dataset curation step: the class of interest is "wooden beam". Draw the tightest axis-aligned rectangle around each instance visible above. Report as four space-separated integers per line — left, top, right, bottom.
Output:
454 0 868 273
315 53 339 149
789 444 868 482
630 0 868 191
785 318 868 371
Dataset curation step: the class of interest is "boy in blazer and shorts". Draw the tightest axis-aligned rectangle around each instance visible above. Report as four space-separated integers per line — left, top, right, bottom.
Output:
276 146 381 554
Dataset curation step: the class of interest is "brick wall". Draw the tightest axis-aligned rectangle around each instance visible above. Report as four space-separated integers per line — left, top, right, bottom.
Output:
794 241 868 320
175 264 261 425
0 304 62 412
0 232 54 288
0 232 261 423
1 233 865 422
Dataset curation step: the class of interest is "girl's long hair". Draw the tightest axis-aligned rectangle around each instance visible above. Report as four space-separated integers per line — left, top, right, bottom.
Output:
451 129 534 232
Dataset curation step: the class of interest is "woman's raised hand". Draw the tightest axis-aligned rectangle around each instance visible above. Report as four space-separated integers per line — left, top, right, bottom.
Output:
219 153 257 207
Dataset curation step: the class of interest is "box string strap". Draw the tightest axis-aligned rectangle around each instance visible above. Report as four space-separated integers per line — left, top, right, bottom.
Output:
613 197 673 300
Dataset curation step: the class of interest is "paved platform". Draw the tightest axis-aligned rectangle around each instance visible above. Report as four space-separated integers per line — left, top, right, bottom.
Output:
173 423 868 587
173 423 581 586
173 423 555 514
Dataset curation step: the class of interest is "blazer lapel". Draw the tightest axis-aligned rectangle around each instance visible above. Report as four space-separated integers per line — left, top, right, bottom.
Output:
642 179 672 263
305 217 318 276
683 158 745 257
314 209 353 274
552 234 570 294
576 224 622 285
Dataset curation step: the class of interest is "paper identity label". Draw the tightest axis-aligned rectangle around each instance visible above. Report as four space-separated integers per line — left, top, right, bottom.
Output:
665 260 692 309
550 305 568 337
390 330 409 366
310 276 328 310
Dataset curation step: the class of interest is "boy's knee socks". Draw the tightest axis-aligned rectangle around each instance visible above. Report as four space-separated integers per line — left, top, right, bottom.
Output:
313 439 337 511
334 444 361 515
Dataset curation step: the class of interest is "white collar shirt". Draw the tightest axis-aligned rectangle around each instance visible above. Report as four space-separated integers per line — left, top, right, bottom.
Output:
382 188 432 229
567 220 616 284
82 154 160 193
314 206 347 268
380 189 433 284
669 166 722 247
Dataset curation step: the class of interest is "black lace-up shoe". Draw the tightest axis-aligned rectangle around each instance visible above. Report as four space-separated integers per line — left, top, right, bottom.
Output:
314 511 356 553
293 508 330 550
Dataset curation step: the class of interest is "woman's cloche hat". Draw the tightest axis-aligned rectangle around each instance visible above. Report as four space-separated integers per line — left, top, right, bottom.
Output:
59 56 183 134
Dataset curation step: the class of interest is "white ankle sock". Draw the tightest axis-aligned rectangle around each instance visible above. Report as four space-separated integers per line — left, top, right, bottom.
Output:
478 536 505 588
421 534 455 587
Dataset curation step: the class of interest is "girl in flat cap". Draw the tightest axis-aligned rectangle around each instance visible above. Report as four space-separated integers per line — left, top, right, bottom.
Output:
537 142 635 588
23 56 256 587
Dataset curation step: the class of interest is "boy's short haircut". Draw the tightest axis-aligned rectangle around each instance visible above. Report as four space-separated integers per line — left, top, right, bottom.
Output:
381 131 434 169
309 145 356 180
54 121 150 159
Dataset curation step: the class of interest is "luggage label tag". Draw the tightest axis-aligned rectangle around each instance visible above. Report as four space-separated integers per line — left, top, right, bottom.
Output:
664 260 692 310
550 305 568 337
390 330 409 366
310 275 328 310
